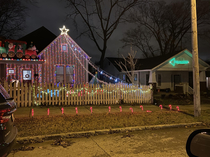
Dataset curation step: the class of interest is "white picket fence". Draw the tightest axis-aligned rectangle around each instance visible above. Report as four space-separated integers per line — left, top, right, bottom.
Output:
3 81 152 107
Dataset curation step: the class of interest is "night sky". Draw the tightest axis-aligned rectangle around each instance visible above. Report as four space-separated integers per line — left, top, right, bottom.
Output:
22 0 210 62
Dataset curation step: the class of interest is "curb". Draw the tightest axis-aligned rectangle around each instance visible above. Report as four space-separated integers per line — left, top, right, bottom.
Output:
16 122 203 143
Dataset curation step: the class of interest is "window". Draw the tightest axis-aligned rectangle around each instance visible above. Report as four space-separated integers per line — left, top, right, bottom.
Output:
66 66 74 84
62 44 67 52
134 74 137 81
56 66 64 83
158 74 161 86
9 69 14 74
146 74 149 85
56 65 74 84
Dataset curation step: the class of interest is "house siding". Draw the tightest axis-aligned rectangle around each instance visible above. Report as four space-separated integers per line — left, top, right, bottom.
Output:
39 35 89 84
156 71 189 91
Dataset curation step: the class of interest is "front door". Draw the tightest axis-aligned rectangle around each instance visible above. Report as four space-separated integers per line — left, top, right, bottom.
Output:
174 75 181 89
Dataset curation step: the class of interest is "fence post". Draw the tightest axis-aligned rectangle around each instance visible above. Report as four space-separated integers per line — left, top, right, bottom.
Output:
150 84 153 104
32 83 35 106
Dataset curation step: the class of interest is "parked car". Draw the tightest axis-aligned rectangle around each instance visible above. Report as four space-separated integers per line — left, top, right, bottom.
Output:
0 84 17 157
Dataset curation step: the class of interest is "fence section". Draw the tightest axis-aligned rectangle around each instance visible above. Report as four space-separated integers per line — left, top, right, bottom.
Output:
3 82 152 107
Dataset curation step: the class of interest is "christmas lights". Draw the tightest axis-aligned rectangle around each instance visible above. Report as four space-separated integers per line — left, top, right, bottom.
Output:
169 104 172 110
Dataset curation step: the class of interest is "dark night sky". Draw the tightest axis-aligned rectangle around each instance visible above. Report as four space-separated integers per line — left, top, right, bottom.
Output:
22 0 210 62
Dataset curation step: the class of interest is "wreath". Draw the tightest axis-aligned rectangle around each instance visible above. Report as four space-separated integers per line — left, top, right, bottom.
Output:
25 74 30 78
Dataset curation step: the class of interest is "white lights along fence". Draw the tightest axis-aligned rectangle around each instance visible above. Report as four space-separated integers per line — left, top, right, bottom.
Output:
3 81 152 107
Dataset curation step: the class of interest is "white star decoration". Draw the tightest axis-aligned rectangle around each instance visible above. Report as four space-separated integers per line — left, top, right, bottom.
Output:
59 25 69 35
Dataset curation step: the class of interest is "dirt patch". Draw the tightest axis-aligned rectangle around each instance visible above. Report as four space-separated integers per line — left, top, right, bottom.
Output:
51 138 75 148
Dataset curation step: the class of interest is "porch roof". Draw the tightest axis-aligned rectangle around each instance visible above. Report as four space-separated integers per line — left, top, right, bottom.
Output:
107 51 179 71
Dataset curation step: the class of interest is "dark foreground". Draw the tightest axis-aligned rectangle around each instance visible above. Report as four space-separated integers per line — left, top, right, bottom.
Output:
8 126 209 157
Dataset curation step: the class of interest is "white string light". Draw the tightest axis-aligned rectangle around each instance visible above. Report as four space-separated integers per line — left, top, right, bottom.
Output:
64 35 108 84
64 35 123 84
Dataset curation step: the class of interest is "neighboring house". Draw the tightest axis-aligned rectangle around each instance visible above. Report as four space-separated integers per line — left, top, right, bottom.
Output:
0 26 90 85
19 26 57 53
104 49 210 93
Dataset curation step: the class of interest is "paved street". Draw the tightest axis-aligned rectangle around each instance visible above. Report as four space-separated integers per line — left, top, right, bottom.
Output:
8 126 209 157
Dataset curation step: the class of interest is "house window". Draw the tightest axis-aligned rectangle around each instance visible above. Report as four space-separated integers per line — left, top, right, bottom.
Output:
8 69 15 74
134 74 137 81
56 66 64 83
66 66 74 84
62 44 67 52
158 74 161 86
146 74 149 85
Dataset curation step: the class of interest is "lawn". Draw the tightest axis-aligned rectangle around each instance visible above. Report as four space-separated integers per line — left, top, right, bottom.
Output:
14 102 210 138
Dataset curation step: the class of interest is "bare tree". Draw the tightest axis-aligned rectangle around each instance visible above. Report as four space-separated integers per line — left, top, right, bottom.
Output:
65 0 139 68
0 0 28 39
115 46 137 84
121 27 156 58
122 0 210 57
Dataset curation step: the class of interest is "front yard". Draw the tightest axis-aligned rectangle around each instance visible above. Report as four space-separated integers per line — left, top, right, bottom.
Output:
14 102 210 137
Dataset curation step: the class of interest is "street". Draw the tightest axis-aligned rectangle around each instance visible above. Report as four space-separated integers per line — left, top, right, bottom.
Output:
8 126 208 157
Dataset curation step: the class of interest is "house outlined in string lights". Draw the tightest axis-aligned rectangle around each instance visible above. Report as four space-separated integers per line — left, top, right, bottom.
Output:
37 25 90 85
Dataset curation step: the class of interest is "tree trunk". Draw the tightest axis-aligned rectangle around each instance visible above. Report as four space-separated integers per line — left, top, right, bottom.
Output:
99 49 106 69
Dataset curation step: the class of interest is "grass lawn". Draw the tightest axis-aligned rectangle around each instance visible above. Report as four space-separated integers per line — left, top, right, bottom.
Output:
14 102 210 138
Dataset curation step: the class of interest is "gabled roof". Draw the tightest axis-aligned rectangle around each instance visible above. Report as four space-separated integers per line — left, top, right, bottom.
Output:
107 49 210 71
37 31 91 59
107 50 180 71
18 26 56 53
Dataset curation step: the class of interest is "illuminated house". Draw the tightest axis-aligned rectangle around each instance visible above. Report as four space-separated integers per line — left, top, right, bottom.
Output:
0 26 90 85
0 39 44 84
105 49 210 93
37 26 90 84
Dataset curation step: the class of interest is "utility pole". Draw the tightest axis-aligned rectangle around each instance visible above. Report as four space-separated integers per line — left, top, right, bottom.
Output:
191 0 201 117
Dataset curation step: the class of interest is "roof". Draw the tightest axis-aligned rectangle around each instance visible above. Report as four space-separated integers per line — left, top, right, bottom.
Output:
107 50 180 71
18 26 56 53
4 39 27 44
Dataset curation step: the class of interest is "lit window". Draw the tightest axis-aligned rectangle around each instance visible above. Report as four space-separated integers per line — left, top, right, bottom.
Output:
66 66 74 84
56 66 64 83
62 44 67 52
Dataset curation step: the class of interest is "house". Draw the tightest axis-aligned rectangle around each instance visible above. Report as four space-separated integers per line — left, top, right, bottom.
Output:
104 49 210 93
0 26 90 85
19 26 57 53
0 39 44 84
